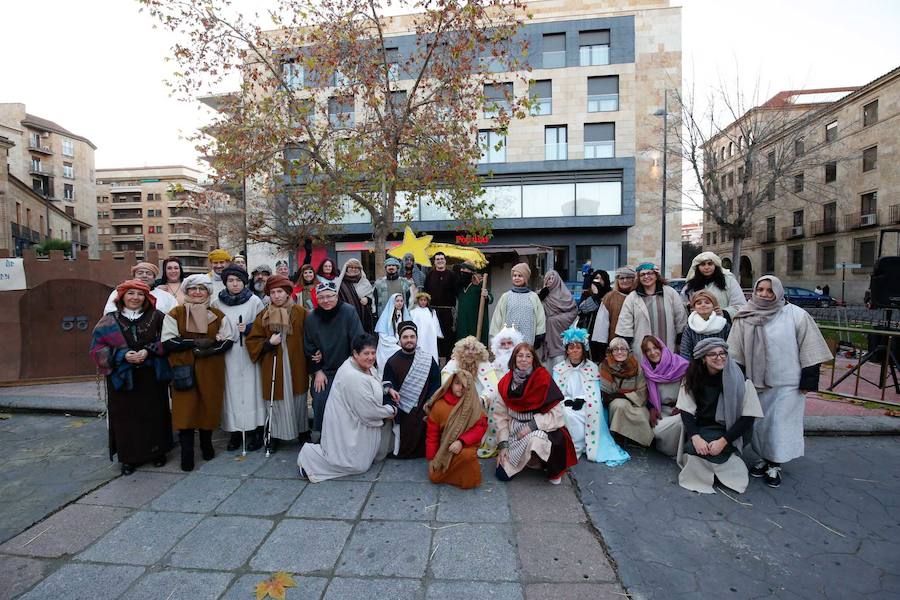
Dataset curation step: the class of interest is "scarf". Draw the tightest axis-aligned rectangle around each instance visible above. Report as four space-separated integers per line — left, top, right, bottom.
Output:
640 341 689 412
336 259 375 300
217 286 254 307
733 275 785 387
637 283 669 347
600 355 640 388
397 347 434 413
183 297 210 334
511 286 531 294
425 372 484 473
511 366 532 390
499 366 562 413
264 298 295 335
716 358 753 449
688 311 727 334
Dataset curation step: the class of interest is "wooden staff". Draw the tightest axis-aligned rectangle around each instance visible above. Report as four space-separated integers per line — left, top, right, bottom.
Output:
475 273 489 340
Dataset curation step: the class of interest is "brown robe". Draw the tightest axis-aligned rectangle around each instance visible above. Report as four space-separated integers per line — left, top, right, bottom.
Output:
167 305 227 430
245 304 309 401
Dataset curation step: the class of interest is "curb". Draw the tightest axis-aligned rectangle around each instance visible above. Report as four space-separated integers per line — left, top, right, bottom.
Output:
0 397 104 418
804 415 900 435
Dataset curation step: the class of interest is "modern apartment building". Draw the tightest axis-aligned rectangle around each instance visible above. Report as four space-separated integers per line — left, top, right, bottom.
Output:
702 66 899 303
95 166 215 274
0 103 97 255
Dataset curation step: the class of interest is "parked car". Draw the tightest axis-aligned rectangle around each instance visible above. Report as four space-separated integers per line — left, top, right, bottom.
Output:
667 278 687 293
784 286 837 307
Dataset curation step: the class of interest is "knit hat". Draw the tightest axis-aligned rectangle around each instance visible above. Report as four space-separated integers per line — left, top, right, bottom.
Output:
181 274 214 295
252 263 273 276
316 281 339 295
615 266 637 278
265 274 293 296
397 321 418 336
275 259 288 268
115 279 155 309
221 263 249 286
511 262 531 279
689 290 720 309
131 261 160 278
692 337 728 359
385 257 402 268
636 262 659 274
232 254 246 264
208 248 232 262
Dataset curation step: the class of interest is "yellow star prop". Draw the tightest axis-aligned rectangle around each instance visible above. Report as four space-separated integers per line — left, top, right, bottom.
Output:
388 226 434 266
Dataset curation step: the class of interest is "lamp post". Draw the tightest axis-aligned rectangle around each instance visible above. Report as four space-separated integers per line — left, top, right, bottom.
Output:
653 89 668 277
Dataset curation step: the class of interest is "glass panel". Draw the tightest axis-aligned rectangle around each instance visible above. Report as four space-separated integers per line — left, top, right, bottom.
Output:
393 191 420 222
575 181 621 216
584 141 614 158
542 50 566 68
545 143 567 160
522 183 575 217
337 196 371 223
587 94 619 112
530 98 551 115
484 186 521 218
579 45 609 66
590 246 618 273
421 190 454 221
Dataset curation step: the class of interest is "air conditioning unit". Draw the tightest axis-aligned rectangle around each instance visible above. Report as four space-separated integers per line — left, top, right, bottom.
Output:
791 225 803 237
861 213 876 226
40 132 50 139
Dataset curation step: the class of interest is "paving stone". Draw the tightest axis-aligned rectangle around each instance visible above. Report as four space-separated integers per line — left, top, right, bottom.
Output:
323 577 423 600
17 563 143 600
0 503 130 558
254 454 303 479
524 583 628 600
216 478 303 516
197 449 267 477
250 518 352 573
335 520 430 577
507 474 586 523
431 523 518 581
78 472 184 508
0 555 50 600
516 522 615 583
78 510 203 565
287 481 371 520
427 580 524 600
377 458 429 482
122 569 233 600
150 474 242 513
362 482 438 521
436 481 511 523
340 460 384 481
221 573 328 600
166 515 273 570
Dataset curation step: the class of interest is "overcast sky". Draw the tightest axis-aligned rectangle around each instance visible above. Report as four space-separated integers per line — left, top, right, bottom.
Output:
3 0 898 177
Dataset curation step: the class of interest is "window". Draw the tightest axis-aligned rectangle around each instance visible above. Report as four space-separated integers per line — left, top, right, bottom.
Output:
712 231 717 245
705 232 711 246
544 125 567 160
737 136 743 151
584 123 615 158
333 69 349 87
861 191 877 215
737 166 744 184
794 138 804 157
794 173 804 192
819 243 836 272
478 130 506 164
579 30 609 66
529 80 552 116
63 184 74 200
863 100 878 126
720 175 726 189
29 132 41 147
766 216 776 240
721 147 726 161
542 33 566 68
793 210 804 227
789 246 804 273
282 61 303 90
31 158 42 173
483 83 512 118
824 202 837 231
384 47 400 81
63 163 74 178
766 181 775 202
727 171 734 188
328 97 354 127
575 181 621 216
855 238 876 268
388 90 407 115
825 161 837 183
767 151 775 169
522 183 575 217
863 146 877 172
825 120 837 143
728 142 733 157
587 76 619 112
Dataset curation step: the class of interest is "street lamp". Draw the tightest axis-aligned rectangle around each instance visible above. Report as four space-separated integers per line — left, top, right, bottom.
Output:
653 89 669 277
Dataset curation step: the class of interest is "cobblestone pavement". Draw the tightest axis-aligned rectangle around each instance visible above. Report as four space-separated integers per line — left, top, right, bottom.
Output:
0 435 625 600
571 437 900 600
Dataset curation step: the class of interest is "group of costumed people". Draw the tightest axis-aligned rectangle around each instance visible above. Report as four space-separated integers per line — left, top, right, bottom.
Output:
89 247 832 496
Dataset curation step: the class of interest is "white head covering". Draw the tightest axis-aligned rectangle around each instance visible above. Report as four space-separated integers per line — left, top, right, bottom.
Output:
181 273 214 295
375 293 411 336
685 251 726 281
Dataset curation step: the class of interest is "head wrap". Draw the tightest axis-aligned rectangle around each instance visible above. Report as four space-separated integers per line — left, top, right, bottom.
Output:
265 274 293 296
689 290 720 309
181 274 213 295
685 251 724 281
385 257 402 268
115 279 155 310
733 275 786 387
693 337 728 359
616 266 637 278
511 262 531 279
131 262 160 278
397 321 418 336
252 264 272 276
221 263 249 286
181 274 213 333
208 249 231 262
636 262 658 274
275 260 288 268
561 325 589 347
640 336 689 412
317 281 338 295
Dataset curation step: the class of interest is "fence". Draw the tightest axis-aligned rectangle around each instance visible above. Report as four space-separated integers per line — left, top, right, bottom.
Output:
817 323 900 407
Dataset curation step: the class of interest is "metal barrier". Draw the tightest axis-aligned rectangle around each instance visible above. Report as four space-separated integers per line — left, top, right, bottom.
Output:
817 323 900 407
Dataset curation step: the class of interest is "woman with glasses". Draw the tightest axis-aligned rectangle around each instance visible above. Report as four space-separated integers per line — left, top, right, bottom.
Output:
675 338 762 494
616 263 686 357
682 252 746 319
602 337 652 447
336 258 376 333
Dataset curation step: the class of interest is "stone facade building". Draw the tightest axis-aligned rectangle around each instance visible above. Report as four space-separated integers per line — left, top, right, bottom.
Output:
703 66 899 303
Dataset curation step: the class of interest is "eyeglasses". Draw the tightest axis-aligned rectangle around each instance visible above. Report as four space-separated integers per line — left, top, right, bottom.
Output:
611 347 629 353
639 272 656 278
185 286 207 293
705 351 728 359
617 276 635 280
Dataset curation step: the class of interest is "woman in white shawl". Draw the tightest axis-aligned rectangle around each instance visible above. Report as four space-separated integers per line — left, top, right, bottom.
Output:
375 293 411 376
727 275 832 488
681 252 747 319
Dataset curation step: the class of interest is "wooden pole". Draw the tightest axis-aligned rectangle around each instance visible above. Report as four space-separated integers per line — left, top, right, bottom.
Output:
475 273 489 341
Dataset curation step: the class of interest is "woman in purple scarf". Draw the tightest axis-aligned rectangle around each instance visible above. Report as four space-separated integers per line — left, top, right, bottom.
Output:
639 336 689 457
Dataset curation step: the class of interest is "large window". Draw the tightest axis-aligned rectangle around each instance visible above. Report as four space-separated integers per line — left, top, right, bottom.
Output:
483 82 512 118
579 30 609 66
789 246 804 273
523 184 575 217
825 161 837 183
529 80 552 116
544 125 567 160
855 237 876 268
63 184 74 200
587 76 619 112
483 186 521 218
542 33 566 68
584 123 615 158
63 163 74 179
819 243 836 272
282 61 303 90
62 138 75 157
575 181 622 216
861 191 877 215
576 245 619 274
385 47 401 81
478 130 506 164
793 173 804 192
328 97 355 127
863 100 878 126
863 146 878 172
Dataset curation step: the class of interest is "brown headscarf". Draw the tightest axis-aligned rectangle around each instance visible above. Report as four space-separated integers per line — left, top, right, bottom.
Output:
424 371 485 473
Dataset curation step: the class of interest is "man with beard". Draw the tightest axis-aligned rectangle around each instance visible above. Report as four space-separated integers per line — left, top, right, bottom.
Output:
374 257 411 315
207 249 232 294
591 267 636 358
382 322 441 458
251 264 272 306
489 325 524 377
455 262 492 347
402 252 426 291
304 281 365 435
424 252 459 360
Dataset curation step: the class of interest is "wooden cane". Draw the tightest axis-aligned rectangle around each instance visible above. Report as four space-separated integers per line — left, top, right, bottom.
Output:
475 273 489 340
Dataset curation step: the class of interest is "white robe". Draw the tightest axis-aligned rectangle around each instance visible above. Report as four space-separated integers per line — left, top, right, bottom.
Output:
297 357 395 482
210 294 266 433
409 307 443 364
104 288 177 315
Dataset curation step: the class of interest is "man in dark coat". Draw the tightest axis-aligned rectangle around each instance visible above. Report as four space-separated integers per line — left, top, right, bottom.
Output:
424 252 459 360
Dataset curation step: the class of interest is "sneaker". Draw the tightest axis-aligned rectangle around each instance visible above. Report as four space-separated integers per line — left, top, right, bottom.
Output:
750 460 768 478
548 476 563 485
764 465 782 488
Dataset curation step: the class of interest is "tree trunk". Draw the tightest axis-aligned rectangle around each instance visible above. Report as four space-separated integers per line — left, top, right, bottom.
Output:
373 217 387 279
731 236 742 268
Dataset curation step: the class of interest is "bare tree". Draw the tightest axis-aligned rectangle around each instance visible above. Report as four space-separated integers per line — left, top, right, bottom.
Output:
169 184 245 253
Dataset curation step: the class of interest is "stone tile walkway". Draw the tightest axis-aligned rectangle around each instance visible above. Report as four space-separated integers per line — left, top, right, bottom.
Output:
0 438 626 600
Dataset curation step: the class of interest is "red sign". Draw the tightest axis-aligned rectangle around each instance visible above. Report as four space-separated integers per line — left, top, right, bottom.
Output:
455 235 490 245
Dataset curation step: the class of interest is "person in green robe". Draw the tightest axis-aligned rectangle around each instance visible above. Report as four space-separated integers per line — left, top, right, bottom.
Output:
456 262 493 346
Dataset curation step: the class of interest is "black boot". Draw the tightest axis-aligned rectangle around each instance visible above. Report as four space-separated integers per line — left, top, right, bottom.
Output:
179 429 195 472
226 431 242 452
246 427 263 452
199 429 215 461
298 431 311 450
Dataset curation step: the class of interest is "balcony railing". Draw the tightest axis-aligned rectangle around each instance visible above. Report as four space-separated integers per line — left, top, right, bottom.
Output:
28 144 53 155
782 225 805 240
891 205 900 224
544 143 568 161
810 218 838 236
755 229 778 244
29 164 52 176
542 50 566 68
584 141 614 159
529 98 551 116
587 94 619 113
579 45 609 66
844 211 878 230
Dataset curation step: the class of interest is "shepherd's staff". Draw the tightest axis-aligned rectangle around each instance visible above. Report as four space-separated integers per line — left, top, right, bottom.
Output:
264 340 279 457
475 273 489 341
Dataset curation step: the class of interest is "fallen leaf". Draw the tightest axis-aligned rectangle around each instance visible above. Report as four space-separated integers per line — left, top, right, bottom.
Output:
234 455 246 462
64 420 87 429
272 572 296 589
0 413 11 420
255 572 296 600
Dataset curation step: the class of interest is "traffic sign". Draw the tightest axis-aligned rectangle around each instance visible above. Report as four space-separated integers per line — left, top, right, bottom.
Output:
836 262 862 269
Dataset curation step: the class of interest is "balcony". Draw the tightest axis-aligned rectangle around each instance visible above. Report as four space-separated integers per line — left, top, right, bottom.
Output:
587 94 619 113
810 218 838 236
112 194 143 204
110 185 143 194
542 50 566 69
782 225 805 240
584 141 615 159
28 144 53 155
170 249 209 258
29 164 52 176
844 211 878 230
544 143 568 161
891 204 900 224
755 229 778 244
111 233 144 242
168 232 198 240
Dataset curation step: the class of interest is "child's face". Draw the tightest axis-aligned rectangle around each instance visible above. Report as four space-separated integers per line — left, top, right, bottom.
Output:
393 295 405 310
450 379 464 397
693 298 714 317
417 296 429 308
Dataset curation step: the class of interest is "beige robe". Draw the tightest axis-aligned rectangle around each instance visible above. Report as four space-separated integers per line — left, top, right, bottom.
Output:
604 370 652 447
615 286 687 356
494 400 566 477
